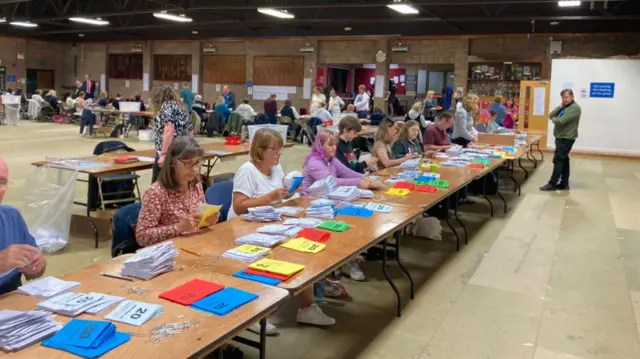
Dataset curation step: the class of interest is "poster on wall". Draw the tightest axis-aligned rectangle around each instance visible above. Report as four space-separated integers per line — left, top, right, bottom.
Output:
589 82 615 98
580 88 588 98
533 87 546 116
173 83 179 90
303 78 311 99
100 74 106 92
125 80 130 88
192 74 198 93
143 73 149 91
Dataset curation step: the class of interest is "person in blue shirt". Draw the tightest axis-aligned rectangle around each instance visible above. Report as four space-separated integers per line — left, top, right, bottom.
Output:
488 96 507 126
214 96 232 122
0 157 47 295
223 85 236 111
179 82 194 113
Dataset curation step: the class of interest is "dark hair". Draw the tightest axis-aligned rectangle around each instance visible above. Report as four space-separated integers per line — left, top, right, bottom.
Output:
489 110 497 117
158 137 204 191
437 111 453 120
243 99 250 104
134 93 142 101
284 99 292 107
338 115 362 134
561 89 574 96
78 91 86 98
373 108 382 114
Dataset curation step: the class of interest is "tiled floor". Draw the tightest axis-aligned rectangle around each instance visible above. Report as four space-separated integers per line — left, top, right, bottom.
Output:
2 121 640 359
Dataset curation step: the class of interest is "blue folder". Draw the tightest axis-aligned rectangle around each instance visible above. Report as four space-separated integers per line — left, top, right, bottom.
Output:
232 270 282 286
42 332 131 359
191 287 259 316
48 319 115 349
336 206 374 218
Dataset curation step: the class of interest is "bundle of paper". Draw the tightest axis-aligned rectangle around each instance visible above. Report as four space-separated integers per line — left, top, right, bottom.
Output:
310 198 336 206
281 237 326 253
283 217 323 228
364 202 393 213
235 233 286 247
445 145 463 155
190 287 259 316
37 292 106 317
41 319 130 358
159 279 224 306
395 170 422 180
358 189 374 199
306 205 337 219
256 224 302 237
17 276 81 299
222 244 271 263
298 227 332 242
242 206 282 222
400 159 420 169
248 258 306 277
233 269 284 286
104 300 163 326
328 186 360 201
0 310 62 352
120 241 177 280
274 206 304 215
308 175 337 198
439 161 467 167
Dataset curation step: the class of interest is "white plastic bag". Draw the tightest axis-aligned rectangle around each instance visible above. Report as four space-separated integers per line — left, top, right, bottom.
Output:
410 217 443 241
22 166 78 253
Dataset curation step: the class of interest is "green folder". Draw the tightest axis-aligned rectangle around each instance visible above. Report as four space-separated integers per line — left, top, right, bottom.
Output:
412 180 428 186
428 179 450 189
317 221 350 232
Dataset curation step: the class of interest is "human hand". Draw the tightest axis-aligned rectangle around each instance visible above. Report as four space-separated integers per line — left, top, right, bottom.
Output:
441 145 451 151
269 188 290 202
472 136 478 143
205 211 221 227
19 249 46 278
404 153 415 160
177 212 203 233
365 156 379 167
425 150 437 158
0 245 40 272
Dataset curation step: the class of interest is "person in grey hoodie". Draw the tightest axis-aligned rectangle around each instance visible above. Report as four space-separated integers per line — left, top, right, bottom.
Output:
452 94 478 147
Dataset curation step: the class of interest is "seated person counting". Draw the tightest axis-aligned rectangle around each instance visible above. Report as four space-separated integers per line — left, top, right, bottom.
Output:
0 157 47 295
228 128 336 334
423 111 454 152
373 117 416 168
391 119 429 159
312 101 333 122
341 103 358 117
136 137 220 247
335 116 378 173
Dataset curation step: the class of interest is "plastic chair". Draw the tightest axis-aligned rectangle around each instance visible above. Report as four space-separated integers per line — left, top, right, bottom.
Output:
111 202 142 257
27 99 41 120
204 180 233 223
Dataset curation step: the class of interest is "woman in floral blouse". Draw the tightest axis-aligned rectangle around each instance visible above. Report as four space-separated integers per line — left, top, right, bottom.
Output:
136 137 219 246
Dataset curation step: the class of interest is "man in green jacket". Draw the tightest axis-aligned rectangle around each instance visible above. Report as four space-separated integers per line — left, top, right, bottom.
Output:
540 89 581 191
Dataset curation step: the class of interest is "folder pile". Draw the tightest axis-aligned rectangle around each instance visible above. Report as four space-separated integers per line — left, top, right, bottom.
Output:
308 176 338 198
358 189 374 199
17 276 81 299
0 309 62 352
310 198 336 206
283 217 323 228
120 241 177 280
306 205 337 219
256 224 302 237
248 258 306 279
37 292 121 317
328 186 360 201
235 233 287 247
159 279 224 306
222 244 271 263
242 206 282 222
400 159 420 169
281 237 326 253
298 227 332 242
190 287 258 316
41 319 130 358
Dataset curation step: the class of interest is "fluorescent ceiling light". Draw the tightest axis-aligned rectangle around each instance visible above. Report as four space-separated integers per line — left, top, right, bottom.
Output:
153 11 192 22
0 18 6 23
558 1 581 7
69 17 109 25
10 21 37 28
257 8 295 19
387 1 419 14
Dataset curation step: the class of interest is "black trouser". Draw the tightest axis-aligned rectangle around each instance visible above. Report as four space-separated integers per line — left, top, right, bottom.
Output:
451 137 471 147
151 153 161 184
549 138 575 187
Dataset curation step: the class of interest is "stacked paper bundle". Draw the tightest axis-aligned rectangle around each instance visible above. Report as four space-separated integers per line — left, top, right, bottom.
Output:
17 276 80 299
358 189 374 199
274 206 304 215
222 244 271 262
308 176 337 198
0 310 62 352
38 292 107 317
310 198 335 206
120 241 177 280
256 224 303 237
306 205 337 219
283 218 324 228
41 319 131 357
328 186 360 201
445 144 463 156
235 233 287 247
104 300 163 326
242 206 282 222
400 159 420 169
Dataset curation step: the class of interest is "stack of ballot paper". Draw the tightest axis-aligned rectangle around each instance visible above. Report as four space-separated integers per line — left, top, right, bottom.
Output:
306 205 337 219
256 224 302 237
0 310 62 352
308 176 337 198
235 233 286 247
17 276 80 299
400 159 420 169
41 319 130 358
120 241 177 280
445 144 463 155
328 186 360 201
248 258 306 277
37 292 107 317
222 244 271 262
310 198 336 206
274 206 304 215
242 206 282 222
283 218 323 228
104 300 163 326
364 202 393 213
358 189 374 199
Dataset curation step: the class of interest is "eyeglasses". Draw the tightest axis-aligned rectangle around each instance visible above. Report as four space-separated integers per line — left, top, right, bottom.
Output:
0 177 7 191
177 159 203 169
265 147 283 155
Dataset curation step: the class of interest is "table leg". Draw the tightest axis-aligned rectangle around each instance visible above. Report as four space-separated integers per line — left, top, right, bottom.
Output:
453 189 468 245
495 167 508 214
482 174 494 217
382 240 402 317
526 148 538 168
394 231 414 300
444 196 461 252
259 318 266 359
204 157 220 178
535 141 544 161
87 174 99 248
507 161 521 197
518 158 529 180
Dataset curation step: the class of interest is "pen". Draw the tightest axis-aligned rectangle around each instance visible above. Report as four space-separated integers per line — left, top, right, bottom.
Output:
180 247 201 257
100 273 134 282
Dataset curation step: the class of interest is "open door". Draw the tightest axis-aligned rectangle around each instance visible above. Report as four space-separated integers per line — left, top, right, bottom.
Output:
519 80 550 148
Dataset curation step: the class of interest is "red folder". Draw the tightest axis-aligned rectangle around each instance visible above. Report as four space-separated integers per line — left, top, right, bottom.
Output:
415 185 437 193
243 268 291 281
297 228 331 243
159 279 225 305
394 182 415 190
469 163 485 169
114 156 139 164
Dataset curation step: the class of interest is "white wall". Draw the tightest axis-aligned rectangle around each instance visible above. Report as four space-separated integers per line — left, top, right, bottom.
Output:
549 59 640 155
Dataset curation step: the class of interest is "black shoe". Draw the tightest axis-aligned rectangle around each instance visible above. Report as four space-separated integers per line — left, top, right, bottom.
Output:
556 184 570 190
539 183 557 191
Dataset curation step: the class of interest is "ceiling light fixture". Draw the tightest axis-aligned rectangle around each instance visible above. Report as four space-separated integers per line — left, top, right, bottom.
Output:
257 8 295 19
78 33 85 37
192 30 198 34
152 11 193 22
550 21 560 25
387 0 419 15
9 21 37 28
0 18 6 23
344 26 352 31
558 1 581 7
69 17 109 25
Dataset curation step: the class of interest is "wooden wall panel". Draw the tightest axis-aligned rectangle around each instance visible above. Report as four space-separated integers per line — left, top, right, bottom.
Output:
203 55 246 84
108 54 143 79
153 54 191 81
253 56 304 86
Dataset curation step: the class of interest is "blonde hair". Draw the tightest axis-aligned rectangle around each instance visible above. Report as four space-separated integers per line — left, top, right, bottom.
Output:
151 86 184 112
47 89 57 97
374 117 396 144
99 91 107 99
250 128 284 164
426 90 435 98
411 101 422 113
462 94 478 113
215 96 225 106
494 96 503 104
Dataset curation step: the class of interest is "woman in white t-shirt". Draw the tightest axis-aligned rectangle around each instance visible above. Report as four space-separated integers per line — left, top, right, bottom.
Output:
228 128 336 334
328 90 344 117
309 86 326 114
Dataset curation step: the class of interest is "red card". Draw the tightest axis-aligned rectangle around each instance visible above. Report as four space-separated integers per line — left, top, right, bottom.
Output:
243 268 291 281
298 228 331 243
469 163 485 169
394 182 415 190
159 279 224 306
415 185 437 193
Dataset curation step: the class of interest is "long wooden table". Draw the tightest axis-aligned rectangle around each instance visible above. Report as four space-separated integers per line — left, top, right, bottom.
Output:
1 255 289 359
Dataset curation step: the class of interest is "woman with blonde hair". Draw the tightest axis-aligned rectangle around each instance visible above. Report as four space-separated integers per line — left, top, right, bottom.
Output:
406 101 428 132
328 89 344 117
422 90 441 122
373 117 415 168
214 95 231 122
310 86 326 114
452 94 478 147
97 91 108 107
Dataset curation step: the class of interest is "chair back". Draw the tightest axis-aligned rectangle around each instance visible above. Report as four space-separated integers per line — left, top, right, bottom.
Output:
204 180 234 223
111 202 142 257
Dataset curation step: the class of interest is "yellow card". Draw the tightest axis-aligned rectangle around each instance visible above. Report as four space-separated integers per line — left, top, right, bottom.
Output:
281 237 326 254
197 203 222 228
248 258 306 276
234 244 271 255
386 188 410 196
502 156 515 160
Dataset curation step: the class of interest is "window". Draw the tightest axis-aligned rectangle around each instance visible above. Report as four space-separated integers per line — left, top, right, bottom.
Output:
203 55 246 84
153 55 191 81
108 54 143 79
253 56 304 86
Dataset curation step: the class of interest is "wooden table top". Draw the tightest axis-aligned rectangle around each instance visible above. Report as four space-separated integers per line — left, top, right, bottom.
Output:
172 196 423 295
0 255 289 359
91 108 156 117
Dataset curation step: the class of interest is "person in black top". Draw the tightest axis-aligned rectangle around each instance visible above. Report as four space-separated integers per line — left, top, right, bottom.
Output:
335 116 378 173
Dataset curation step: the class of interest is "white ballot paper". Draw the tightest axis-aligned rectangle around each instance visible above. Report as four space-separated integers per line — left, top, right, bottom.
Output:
0 309 62 351
37 292 104 317
104 300 163 327
121 241 177 280
17 276 81 299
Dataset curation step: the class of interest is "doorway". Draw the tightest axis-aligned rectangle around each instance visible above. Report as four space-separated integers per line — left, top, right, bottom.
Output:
26 69 55 96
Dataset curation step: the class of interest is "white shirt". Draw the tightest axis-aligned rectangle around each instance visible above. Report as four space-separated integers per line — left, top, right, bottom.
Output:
354 92 370 112
228 161 285 219
31 94 44 103
328 96 344 116
310 93 326 114
65 97 75 108
312 108 333 122
235 103 257 121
